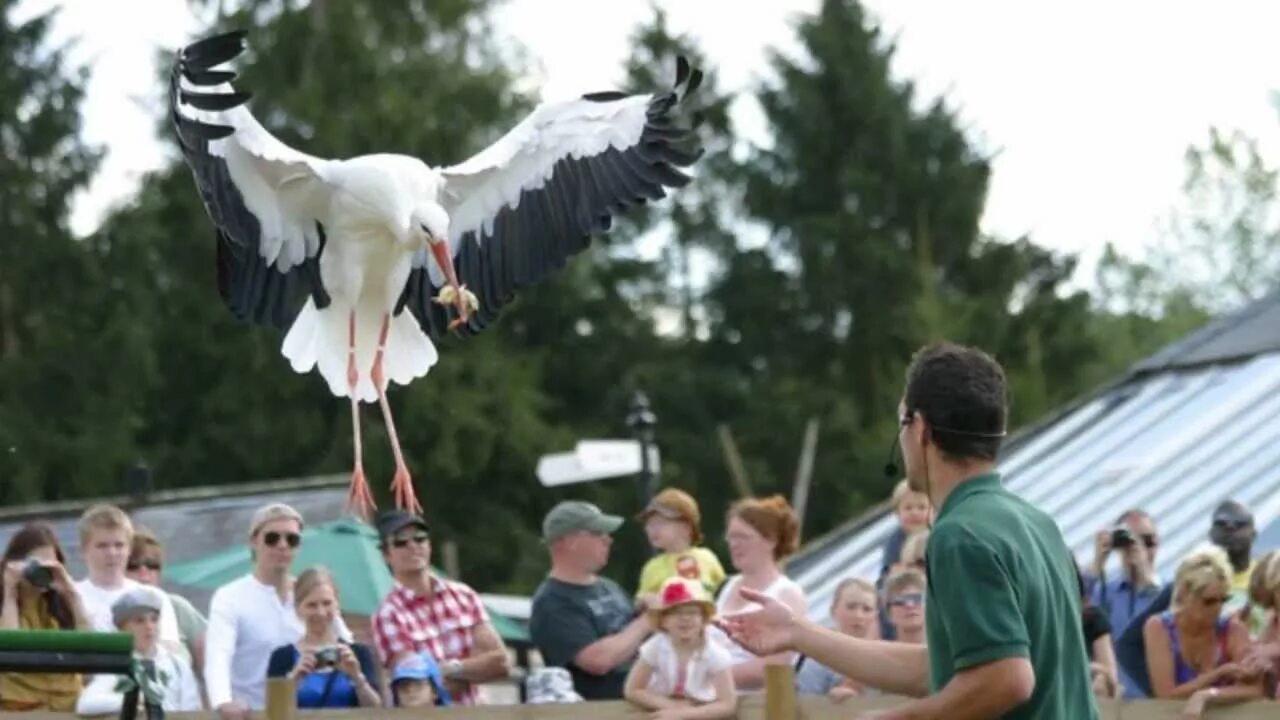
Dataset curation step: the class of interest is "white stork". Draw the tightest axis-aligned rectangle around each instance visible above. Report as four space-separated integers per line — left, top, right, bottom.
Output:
169 30 703 518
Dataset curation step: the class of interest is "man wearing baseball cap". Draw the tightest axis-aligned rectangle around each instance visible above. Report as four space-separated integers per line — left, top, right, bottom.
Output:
370 510 509 706
529 501 652 700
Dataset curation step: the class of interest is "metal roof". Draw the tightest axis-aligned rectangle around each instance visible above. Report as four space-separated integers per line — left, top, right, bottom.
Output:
1132 290 1280 374
0 477 353 614
790 298 1280 627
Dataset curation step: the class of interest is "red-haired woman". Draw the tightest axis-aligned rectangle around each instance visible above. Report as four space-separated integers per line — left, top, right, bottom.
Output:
711 495 808 692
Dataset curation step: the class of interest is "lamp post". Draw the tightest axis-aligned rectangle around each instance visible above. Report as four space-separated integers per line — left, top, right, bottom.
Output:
627 390 658 506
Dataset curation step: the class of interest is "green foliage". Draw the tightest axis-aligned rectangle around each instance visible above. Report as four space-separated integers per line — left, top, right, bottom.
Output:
0 1 108 500
1097 124 1280 318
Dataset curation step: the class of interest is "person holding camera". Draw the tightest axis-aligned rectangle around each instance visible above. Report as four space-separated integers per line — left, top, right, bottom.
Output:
204 504 353 720
1 522 91 711
1087 513 1161 634
266 568 380 708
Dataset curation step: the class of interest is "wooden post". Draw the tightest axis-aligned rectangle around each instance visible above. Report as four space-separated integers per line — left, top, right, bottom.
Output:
764 663 799 720
443 539 462 580
717 425 754 499
791 418 820 537
265 677 295 720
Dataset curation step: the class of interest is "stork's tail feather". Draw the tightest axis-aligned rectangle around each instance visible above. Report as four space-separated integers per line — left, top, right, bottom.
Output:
282 299 438 403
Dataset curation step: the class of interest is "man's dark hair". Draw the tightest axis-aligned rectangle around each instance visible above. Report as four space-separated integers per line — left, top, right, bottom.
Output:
903 342 1007 461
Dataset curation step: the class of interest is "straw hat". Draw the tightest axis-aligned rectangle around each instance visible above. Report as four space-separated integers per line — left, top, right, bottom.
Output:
649 577 715 622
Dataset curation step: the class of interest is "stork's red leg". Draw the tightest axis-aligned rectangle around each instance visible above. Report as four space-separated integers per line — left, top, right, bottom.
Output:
346 311 376 519
371 313 422 514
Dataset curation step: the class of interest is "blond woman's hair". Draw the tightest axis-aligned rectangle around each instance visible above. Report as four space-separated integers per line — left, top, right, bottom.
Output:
294 566 338 607
1250 550 1280 609
1171 545 1232 610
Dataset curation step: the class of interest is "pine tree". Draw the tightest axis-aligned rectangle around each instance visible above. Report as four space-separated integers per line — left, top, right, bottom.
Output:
0 1 109 501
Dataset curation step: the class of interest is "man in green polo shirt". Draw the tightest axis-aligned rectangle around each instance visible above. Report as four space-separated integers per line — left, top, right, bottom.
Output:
719 342 1097 719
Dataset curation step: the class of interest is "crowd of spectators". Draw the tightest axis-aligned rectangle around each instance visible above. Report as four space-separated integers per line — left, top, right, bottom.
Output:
1 482 1277 718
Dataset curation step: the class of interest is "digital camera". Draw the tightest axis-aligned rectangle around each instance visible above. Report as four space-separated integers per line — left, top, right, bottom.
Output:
22 560 53 589
314 646 341 667
1110 525 1135 549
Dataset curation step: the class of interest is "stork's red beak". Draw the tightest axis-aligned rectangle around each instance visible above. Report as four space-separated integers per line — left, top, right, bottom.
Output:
428 238 469 329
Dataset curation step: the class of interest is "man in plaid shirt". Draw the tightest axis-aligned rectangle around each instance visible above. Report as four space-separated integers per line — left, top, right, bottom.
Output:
371 511 510 705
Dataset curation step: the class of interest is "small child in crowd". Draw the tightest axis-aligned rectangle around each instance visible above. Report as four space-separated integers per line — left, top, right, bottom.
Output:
878 480 932 639
389 652 451 708
884 568 927 645
624 577 736 719
636 489 726 603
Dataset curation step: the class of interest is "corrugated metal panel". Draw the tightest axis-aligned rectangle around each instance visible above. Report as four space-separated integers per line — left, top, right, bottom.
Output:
794 353 1280 627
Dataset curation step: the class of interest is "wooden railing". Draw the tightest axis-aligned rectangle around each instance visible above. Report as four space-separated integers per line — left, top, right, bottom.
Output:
257 665 1270 719
10 665 1278 718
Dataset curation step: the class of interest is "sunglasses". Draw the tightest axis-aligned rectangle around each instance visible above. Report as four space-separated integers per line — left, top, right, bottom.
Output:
390 533 429 549
263 531 301 548
889 592 925 608
1212 518 1251 531
127 560 162 572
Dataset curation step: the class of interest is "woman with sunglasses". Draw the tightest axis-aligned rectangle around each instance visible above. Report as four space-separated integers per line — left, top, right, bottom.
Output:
127 527 207 682
1142 545 1263 718
204 504 353 720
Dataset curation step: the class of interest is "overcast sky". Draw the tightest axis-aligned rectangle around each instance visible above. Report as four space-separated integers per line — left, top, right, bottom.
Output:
20 0 1280 284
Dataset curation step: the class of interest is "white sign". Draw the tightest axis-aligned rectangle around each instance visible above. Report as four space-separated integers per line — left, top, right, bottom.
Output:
536 439 660 487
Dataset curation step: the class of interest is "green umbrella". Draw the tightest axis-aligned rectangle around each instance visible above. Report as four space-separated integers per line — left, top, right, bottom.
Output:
164 519 528 643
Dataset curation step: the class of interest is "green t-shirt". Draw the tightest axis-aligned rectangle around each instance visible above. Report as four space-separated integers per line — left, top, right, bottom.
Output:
925 472 1097 719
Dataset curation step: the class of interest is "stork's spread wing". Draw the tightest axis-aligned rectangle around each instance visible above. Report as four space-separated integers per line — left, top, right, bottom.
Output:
170 30 334 330
398 58 704 339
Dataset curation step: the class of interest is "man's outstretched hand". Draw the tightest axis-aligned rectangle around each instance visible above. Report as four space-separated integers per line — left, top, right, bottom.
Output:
715 586 799 656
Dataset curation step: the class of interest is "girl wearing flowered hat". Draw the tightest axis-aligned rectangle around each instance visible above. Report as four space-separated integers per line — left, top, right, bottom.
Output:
624 577 737 719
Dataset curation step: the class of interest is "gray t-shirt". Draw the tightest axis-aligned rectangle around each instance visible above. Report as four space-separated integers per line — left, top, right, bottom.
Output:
529 576 635 700
794 654 880 697
168 592 207 653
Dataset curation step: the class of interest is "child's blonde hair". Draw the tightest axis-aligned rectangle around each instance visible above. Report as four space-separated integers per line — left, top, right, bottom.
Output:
885 568 926 596
891 480 930 508
1171 545 1232 610
830 577 876 614
78 504 134 545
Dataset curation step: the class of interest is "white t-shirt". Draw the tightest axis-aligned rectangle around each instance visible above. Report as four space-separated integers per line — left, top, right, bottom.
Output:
76 646 202 715
638 633 733 703
712 574 806 665
75 577 184 657
203 574 352 711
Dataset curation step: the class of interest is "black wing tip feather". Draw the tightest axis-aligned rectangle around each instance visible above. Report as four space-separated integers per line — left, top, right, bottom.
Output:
170 29 253 149
181 29 249 68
